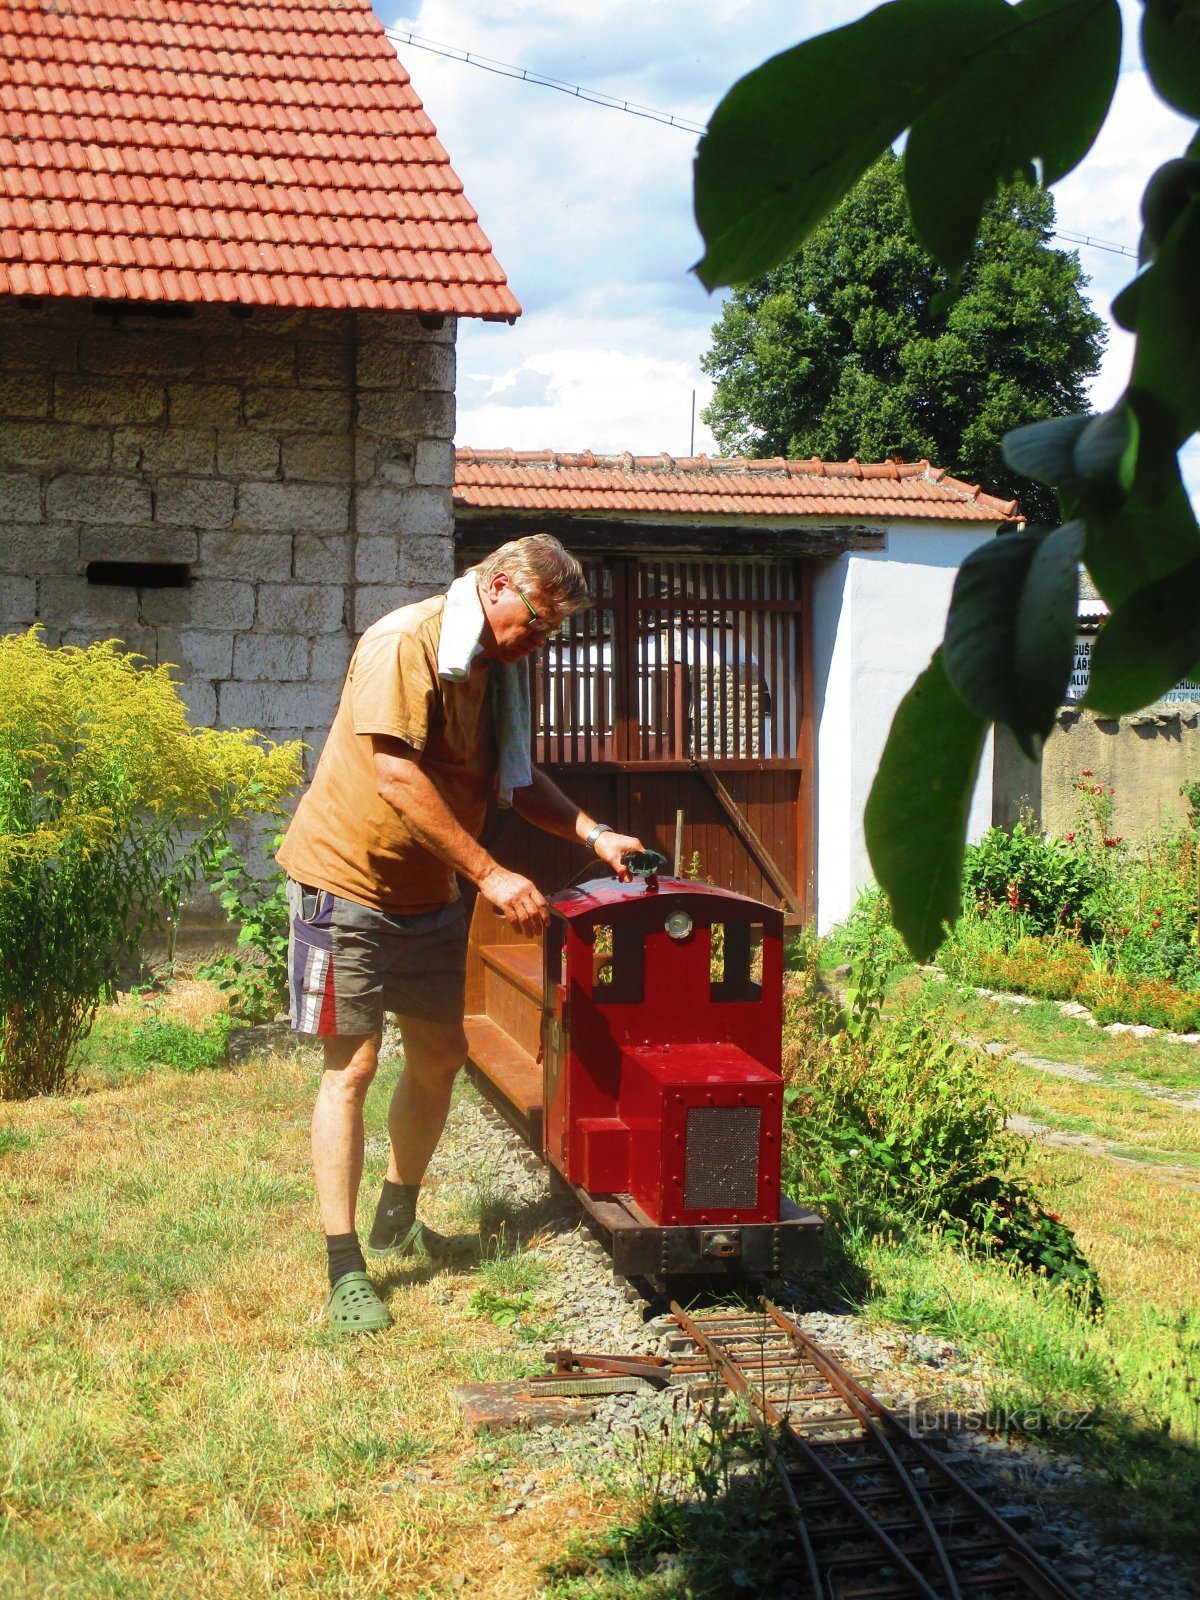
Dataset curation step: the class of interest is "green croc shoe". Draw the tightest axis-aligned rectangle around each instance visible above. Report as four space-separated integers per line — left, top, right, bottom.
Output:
324 1271 391 1335
365 1219 478 1264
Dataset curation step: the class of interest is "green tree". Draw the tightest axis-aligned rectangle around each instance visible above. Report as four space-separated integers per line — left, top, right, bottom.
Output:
693 0 1200 960
702 153 1105 526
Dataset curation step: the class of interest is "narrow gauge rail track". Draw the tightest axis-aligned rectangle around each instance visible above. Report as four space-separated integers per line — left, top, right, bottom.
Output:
665 1301 1081 1600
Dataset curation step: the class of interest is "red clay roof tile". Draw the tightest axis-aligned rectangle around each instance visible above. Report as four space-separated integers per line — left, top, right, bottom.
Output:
0 0 518 318
453 450 1019 523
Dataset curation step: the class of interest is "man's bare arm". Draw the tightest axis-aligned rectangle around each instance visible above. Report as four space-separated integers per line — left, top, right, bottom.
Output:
371 735 549 935
512 767 645 879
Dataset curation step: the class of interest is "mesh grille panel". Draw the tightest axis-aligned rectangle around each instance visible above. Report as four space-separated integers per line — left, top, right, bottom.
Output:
684 1106 761 1210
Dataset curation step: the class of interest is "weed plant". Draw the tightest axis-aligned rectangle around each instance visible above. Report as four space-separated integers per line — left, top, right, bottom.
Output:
196 832 291 1022
0 630 300 1097
783 908 1100 1303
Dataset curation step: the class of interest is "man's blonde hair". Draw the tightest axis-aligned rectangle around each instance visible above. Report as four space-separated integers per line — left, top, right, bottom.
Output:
470 535 590 616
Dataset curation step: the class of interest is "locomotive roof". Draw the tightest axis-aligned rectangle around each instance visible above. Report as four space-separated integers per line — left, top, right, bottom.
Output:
550 874 779 921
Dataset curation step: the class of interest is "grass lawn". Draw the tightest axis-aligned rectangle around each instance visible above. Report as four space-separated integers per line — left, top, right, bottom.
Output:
0 990 630 1599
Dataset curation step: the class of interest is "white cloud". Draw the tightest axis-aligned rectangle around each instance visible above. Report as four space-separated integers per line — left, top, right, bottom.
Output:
383 0 1197 498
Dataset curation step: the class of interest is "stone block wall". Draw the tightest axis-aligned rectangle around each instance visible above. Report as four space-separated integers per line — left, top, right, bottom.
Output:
994 705 1200 840
0 295 458 768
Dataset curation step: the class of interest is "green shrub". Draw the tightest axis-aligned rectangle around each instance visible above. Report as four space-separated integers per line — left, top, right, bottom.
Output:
196 834 290 1022
0 629 301 1098
963 819 1101 938
782 933 1100 1304
816 884 909 970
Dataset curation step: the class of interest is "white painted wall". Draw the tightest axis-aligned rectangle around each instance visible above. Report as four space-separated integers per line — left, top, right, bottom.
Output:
812 521 1000 931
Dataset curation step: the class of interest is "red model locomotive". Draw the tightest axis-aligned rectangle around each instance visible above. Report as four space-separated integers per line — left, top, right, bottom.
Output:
465 860 823 1283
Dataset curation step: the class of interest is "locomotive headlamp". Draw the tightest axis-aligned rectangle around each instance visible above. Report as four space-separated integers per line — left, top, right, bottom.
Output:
665 910 693 941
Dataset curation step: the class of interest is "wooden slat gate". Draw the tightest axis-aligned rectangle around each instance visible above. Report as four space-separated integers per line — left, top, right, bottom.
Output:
467 551 815 928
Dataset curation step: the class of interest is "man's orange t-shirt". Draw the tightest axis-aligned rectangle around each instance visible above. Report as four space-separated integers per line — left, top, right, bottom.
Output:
276 594 496 912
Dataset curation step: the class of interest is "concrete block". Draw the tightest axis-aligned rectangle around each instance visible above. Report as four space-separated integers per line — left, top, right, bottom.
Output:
293 534 352 583
357 485 451 540
169 384 242 430
296 341 354 387
0 574 37 624
244 389 350 434
353 583 428 633
200 531 293 582
0 525 78 573
0 421 111 473
357 310 455 346
400 533 455 590
56 376 165 426
370 440 414 485
237 481 349 534
81 330 203 379
203 337 296 385
46 474 153 524
39 573 141 628
0 475 43 522
0 325 79 372
155 628 235 679
308 633 353 680
281 433 354 482
112 426 216 475
61 624 159 661
180 679 218 727
354 536 398 584
356 389 454 440
233 632 310 680
255 582 345 635
0 373 51 418
357 339 455 392
217 432 280 478
156 477 236 528
220 678 341 729
140 578 256 629
79 525 199 564
414 438 455 488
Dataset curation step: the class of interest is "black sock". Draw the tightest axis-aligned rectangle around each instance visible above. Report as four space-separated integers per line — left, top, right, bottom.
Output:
326 1231 366 1289
368 1179 420 1247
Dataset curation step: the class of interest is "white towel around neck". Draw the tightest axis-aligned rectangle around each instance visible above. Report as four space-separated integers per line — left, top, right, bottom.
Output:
436 574 532 806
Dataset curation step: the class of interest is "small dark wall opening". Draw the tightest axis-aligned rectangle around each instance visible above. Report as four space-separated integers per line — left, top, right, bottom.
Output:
86 561 191 589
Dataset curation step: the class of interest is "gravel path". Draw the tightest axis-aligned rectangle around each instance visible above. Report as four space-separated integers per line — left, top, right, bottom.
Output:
428 1085 1198 1600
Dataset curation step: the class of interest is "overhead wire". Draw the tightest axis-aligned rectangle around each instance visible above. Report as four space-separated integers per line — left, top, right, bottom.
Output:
384 27 1138 263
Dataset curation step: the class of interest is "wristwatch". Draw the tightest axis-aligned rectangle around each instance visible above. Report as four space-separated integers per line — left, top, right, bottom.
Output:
584 821 613 850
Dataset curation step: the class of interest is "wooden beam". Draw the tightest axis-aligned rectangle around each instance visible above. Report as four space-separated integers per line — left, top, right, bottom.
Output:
456 512 885 558
692 760 803 917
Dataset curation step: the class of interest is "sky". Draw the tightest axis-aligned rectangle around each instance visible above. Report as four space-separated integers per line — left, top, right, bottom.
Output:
382 0 1197 498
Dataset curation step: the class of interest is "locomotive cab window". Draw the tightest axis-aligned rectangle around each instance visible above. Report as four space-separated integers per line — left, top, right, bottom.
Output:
590 923 644 1005
710 921 764 1003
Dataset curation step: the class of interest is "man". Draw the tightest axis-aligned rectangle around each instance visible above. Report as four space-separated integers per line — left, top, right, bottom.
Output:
277 535 644 1333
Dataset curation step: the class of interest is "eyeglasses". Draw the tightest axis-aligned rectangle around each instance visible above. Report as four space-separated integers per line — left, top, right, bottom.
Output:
512 582 558 638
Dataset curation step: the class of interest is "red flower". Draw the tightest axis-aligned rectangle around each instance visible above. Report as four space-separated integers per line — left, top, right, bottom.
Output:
1064 832 1075 843
1081 768 1094 777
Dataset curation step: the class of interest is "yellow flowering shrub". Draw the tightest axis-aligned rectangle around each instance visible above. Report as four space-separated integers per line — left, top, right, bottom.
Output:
0 629 302 1097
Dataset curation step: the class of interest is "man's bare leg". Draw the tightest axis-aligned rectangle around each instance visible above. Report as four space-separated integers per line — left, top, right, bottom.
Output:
385 1015 469 1184
311 1031 382 1236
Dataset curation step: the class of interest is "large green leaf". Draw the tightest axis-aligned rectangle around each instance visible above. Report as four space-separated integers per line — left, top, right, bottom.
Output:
694 0 1014 289
905 0 1121 275
1086 556 1200 714
1142 0 1200 117
1002 414 1092 491
864 649 988 961
1082 409 1200 606
693 0 1121 289
1127 191 1200 443
943 524 1084 756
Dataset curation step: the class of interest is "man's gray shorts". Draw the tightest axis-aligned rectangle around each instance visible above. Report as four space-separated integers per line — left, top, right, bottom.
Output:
286 880 469 1037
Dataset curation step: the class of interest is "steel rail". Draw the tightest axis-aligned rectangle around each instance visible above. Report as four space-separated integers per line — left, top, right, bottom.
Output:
670 1301 945 1600
755 1306 963 1600
761 1300 1083 1600
665 1302 824 1598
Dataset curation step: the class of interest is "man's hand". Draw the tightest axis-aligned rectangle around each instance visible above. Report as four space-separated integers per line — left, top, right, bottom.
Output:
594 831 647 882
478 865 551 936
